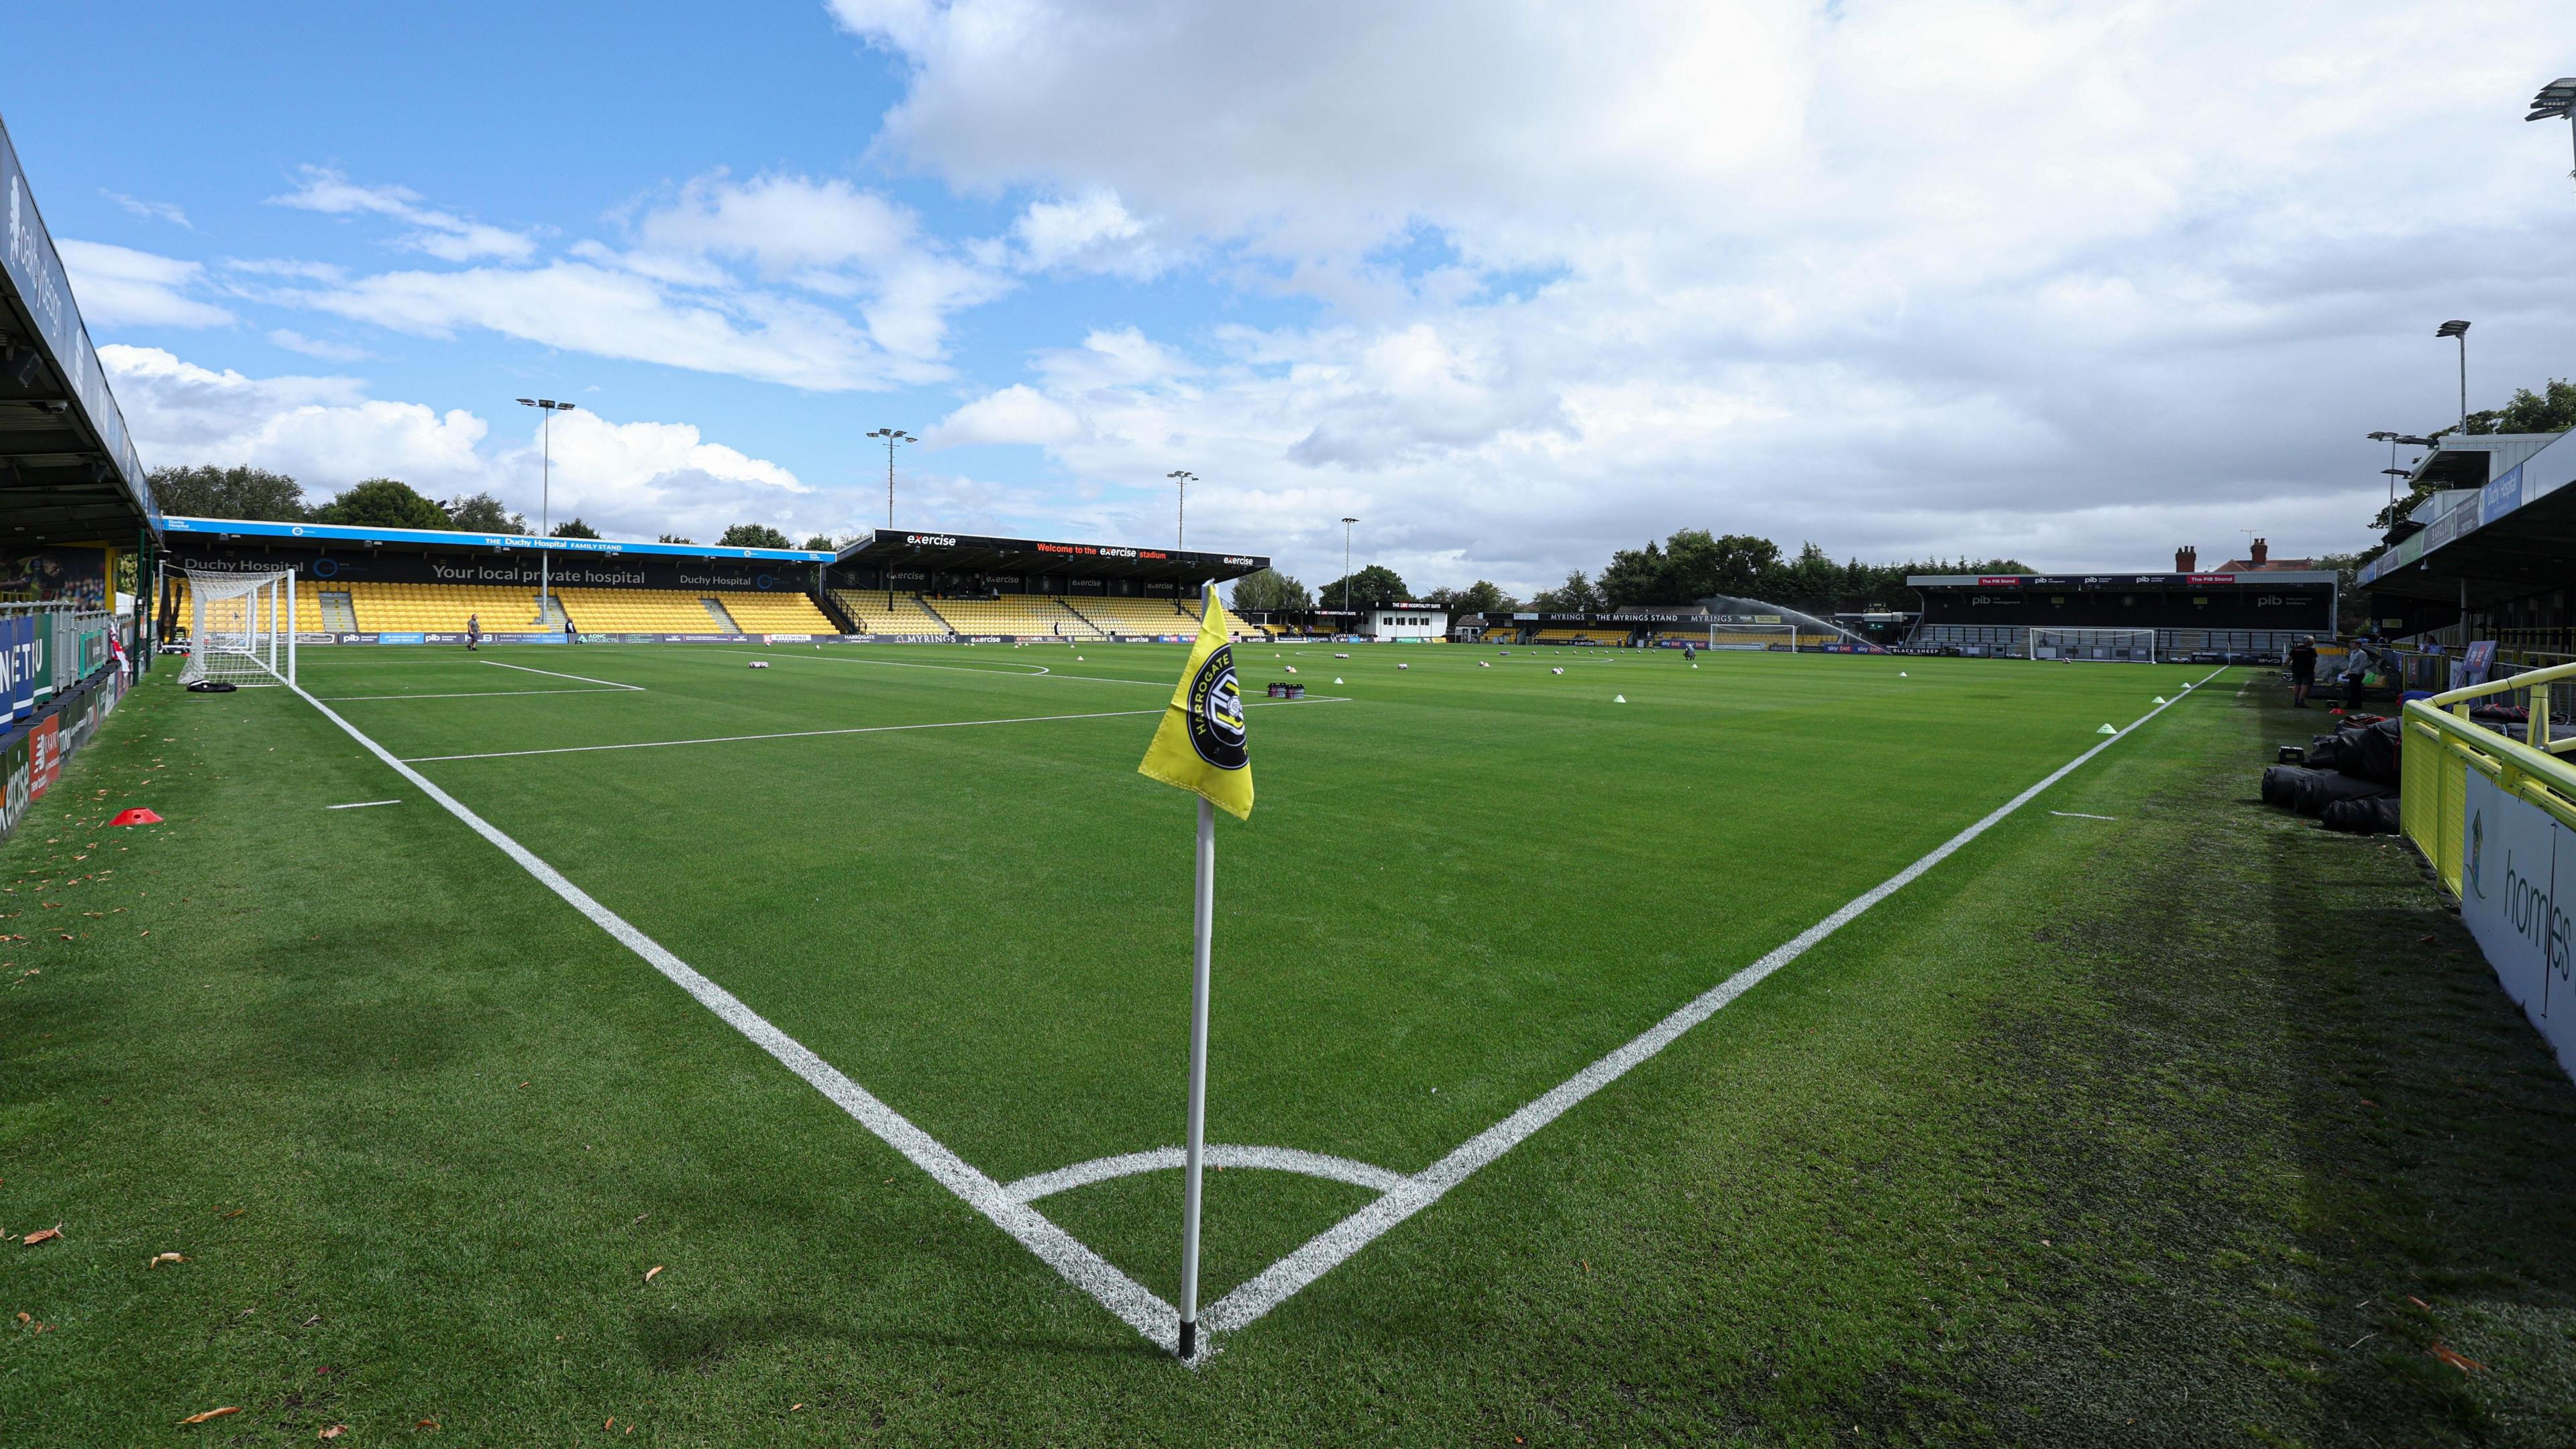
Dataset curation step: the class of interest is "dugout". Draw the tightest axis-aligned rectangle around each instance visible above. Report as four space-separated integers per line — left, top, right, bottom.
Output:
1907 560 2335 662
2360 427 2576 664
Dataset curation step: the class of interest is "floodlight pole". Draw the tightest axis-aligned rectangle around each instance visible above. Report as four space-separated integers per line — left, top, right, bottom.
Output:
868 428 915 530
1340 517 1358 625
2435 321 2471 435
1169 470 1195 549
517 398 576 625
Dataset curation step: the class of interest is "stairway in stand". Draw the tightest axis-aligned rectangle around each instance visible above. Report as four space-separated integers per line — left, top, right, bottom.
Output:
700 597 741 632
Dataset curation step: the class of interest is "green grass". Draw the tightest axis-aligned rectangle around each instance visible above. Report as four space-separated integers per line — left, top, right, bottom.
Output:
4 641 2573 1444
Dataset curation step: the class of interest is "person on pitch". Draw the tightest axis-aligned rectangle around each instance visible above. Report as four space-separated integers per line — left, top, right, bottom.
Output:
2288 635 2316 709
466 613 482 652
564 614 578 645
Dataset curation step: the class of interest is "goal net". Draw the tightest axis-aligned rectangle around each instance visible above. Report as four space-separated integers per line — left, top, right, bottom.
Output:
1705 620 1799 651
2029 626 2155 663
178 569 296 688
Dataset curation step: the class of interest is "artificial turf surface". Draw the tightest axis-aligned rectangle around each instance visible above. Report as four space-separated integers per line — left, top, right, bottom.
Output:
4 641 2573 1444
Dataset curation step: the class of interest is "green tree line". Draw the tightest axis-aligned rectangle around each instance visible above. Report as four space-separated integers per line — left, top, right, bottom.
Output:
148 465 827 549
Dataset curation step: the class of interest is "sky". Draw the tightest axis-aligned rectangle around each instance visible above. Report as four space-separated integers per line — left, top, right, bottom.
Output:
5 0 2574 592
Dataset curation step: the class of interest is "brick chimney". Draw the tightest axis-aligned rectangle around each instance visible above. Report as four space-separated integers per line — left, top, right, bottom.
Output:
2176 545 2196 572
2249 537 2267 567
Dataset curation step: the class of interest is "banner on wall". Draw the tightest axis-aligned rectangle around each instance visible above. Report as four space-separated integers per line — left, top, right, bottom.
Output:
2460 771 2576 1077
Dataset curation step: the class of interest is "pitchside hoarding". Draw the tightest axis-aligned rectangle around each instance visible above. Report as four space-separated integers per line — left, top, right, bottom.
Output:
2460 771 2576 1078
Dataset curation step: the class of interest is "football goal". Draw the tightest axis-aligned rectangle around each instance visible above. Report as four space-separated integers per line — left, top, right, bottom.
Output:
178 568 296 688
2029 627 2155 663
1705 620 1799 651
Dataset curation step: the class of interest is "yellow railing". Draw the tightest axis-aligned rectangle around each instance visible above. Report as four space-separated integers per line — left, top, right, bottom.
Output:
2400 661 2576 894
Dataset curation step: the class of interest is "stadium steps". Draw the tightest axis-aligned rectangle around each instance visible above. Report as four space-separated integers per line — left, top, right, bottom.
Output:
1055 600 1114 639
532 593 570 629
914 597 961 635
812 589 859 633
700 596 741 633
318 590 358 632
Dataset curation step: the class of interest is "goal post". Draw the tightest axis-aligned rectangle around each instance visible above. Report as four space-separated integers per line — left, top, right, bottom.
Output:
2029 626 2155 663
178 569 296 688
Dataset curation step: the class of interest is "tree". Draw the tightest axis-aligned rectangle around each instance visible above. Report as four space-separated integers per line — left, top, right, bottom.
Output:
657 533 696 545
551 518 600 539
719 523 793 549
445 492 527 534
802 535 837 551
312 477 450 530
1424 580 1517 614
1530 570 1606 613
1228 568 1313 612
1599 529 1784 607
1316 564 1410 609
2461 378 2576 436
145 465 309 522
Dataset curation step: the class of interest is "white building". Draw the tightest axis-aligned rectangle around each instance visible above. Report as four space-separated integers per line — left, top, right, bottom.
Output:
1355 601 1450 640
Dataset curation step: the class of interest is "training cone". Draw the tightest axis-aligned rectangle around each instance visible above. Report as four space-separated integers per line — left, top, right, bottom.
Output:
1334 677 1344 684
1479 661 1491 668
1614 694 1627 703
2153 696 2167 704
1898 671 1908 678
109 808 162 826
1285 665 1297 674
2096 724 2118 735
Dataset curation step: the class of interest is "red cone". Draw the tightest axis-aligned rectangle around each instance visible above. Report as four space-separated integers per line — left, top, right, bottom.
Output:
107 808 162 826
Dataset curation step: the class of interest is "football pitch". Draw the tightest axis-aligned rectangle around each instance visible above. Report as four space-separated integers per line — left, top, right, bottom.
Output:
21 643 2576 1442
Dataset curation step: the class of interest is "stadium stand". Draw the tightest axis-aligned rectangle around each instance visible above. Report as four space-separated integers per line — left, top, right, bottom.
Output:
343 581 565 632
1176 594 1271 641
930 595 1094 637
716 592 837 635
1074 596 1195 635
551 587 735 634
830 589 955 636
170 576 332 638
1534 627 1627 645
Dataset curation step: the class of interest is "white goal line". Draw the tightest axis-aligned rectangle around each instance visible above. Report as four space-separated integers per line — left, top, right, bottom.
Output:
399 696 1349 764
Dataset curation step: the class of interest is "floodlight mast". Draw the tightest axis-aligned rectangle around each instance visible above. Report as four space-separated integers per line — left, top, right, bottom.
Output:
2528 76 2576 189
1167 470 1195 549
867 428 914 529
2436 321 2471 435
1340 517 1358 623
516 398 576 625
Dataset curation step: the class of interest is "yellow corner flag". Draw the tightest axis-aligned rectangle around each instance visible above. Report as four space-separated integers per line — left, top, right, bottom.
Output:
1138 584 1253 820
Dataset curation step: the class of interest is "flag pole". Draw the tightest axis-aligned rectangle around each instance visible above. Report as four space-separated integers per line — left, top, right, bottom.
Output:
1178 793 1216 1360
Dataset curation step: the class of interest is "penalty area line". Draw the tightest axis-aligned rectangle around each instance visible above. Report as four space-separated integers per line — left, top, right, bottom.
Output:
482 659 647 690
1200 665 2231 1338
288 682 1185 1352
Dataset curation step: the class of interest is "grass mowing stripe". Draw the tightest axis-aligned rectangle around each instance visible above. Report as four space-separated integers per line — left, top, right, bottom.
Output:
480 659 648 690
396 696 1352 763
286 682 1188 1351
1203 666 2231 1338
702 647 1175 687
319 688 643 701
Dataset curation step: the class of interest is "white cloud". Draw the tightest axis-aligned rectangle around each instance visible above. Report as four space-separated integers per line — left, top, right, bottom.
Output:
271 166 537 262
824 0 2576 586
101 344 843 541
55 241 235 329
103 191 191 228
929 384 1085 447
266 329 372 362
1010 191 1169 277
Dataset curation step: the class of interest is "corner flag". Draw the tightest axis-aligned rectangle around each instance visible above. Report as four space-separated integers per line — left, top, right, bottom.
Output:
1137 584 1254 820
1136 582 1255 1363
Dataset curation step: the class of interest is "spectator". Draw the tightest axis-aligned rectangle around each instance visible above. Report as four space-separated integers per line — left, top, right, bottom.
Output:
2288 635 2317 708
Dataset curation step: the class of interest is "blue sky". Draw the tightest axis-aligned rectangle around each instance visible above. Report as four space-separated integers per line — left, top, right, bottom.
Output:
9 1 2576 592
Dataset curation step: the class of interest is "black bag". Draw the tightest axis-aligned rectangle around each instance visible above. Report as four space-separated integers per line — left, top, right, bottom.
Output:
185 679 238 694
2343 719 2402 785
2261 764 2318 807
2320 796 2402 835
2290 769 2396 818
2304 733 2355 771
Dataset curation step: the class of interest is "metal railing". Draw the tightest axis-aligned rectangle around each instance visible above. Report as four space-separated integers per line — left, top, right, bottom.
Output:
2400 661 2576 895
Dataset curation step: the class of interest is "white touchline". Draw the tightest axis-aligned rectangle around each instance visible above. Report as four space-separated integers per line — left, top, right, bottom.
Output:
326 800 402 810
399 696 1350 763
290 682 1187 1352
1196 664 2231 1338
319 688 641 701
2048 811 2116 820
482 659 646 690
